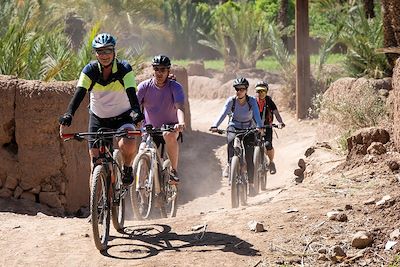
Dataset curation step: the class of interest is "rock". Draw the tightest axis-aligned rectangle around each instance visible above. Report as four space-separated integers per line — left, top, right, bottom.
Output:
294 168 304 176
387 160 400 171
376 195 394 207
248 220 265 232
305 147 315 157
39 192 62 208
367 142 386 155
298 158 306 170
329 245 346 262
347 128 390 157
20 192 36 202
327 211 339 220
0 188 12 198
363 198 375 205
13 186 23 199
351 231 373 248
30 185 41 194
4 176 18 190
336 213 348 222
345 204 353 210
294 175 304 184
327 211 348 222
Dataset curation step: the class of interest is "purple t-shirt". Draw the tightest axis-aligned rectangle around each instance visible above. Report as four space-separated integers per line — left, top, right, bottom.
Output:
137 78 185 127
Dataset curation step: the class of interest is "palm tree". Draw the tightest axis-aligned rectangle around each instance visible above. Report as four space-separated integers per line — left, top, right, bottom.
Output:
363 0 375 18
382 0 400 71
278 0 289 49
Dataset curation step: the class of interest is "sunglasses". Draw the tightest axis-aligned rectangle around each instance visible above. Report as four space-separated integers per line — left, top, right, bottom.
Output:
95 48 114 55
256 89 268 93
153 67 169 73
235 87 247 92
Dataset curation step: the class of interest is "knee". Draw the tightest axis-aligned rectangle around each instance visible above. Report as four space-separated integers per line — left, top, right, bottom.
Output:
164 132 178 144
264 141 273 150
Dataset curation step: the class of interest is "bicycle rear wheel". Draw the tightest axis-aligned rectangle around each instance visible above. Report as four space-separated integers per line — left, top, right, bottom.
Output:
230 156 240 208
111 149 125 233
160 159 178 218
253 146 262 195
91 165 110 251
260 155 268 191
130 152 154 220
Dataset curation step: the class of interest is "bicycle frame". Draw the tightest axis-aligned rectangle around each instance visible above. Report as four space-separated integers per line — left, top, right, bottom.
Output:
131 124 178 219
61 128 141 251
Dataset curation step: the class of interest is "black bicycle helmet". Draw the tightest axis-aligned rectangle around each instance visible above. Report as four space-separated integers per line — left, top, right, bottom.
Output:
255 80 269 91
92 33 116 49
152 55 171 68
233 77 249 88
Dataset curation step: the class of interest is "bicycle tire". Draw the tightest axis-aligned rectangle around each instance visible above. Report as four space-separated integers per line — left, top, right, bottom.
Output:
253 146 261 195
130 152 154 220
90 165 110 251
230 156 240 208
111 149 125 233
160 159 178 218
239 177 248 206
260 154 268 191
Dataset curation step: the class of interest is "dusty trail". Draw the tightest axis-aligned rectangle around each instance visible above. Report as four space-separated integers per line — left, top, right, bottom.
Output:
0 98 318 267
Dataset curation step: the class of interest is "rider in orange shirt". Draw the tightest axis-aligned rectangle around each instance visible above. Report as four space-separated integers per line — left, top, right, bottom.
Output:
254 81 285 174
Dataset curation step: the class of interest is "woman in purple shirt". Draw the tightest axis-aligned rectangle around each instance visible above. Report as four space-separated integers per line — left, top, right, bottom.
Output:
137 55 185 184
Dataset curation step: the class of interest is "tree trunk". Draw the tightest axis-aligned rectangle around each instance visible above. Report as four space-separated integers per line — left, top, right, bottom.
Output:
278 0 289 49
382 0 400 71
363 0 375 18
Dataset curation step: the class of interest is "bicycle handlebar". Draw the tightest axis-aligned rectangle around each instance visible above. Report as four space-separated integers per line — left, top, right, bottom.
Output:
210 124 282 135
143 124 176 135
61 129 142 142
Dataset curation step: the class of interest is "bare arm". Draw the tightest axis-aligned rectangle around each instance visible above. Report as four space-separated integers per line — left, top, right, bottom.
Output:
175 102 185 131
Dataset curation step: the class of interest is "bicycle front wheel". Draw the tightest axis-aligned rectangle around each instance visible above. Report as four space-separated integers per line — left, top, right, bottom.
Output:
130 152 154 220
111 149 125 233
91 165 110 251
230 156 240 208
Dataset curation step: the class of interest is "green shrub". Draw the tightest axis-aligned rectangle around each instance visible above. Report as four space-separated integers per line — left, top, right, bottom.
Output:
320 80 387 151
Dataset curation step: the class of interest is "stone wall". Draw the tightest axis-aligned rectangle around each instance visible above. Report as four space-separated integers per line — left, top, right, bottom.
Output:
393 59 400 150
0 68 190 215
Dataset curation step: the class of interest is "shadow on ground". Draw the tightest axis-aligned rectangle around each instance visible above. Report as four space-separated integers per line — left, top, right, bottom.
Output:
103 223 260 260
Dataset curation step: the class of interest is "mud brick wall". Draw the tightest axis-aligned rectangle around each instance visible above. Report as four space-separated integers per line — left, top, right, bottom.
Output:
394 59 400 150
0 66 190 215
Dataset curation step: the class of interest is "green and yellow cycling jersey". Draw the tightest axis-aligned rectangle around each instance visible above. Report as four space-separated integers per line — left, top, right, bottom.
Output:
77 58 137 118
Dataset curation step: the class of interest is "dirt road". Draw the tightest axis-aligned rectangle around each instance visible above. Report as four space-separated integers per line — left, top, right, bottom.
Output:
0 98 318 267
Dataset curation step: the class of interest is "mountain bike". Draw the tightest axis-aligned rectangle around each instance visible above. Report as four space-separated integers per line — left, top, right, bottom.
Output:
253 124 279 193
130 124 178 219
61 128 140 251
212 127 258 208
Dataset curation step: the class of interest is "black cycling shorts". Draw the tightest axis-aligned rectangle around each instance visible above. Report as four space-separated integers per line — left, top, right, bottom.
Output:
88 111 135 149
264 127 273 150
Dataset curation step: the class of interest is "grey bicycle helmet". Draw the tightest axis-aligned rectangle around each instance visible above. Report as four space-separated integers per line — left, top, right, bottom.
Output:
92 33 116 49
255 81 269 91
233 77 249 88
152 55 171 68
